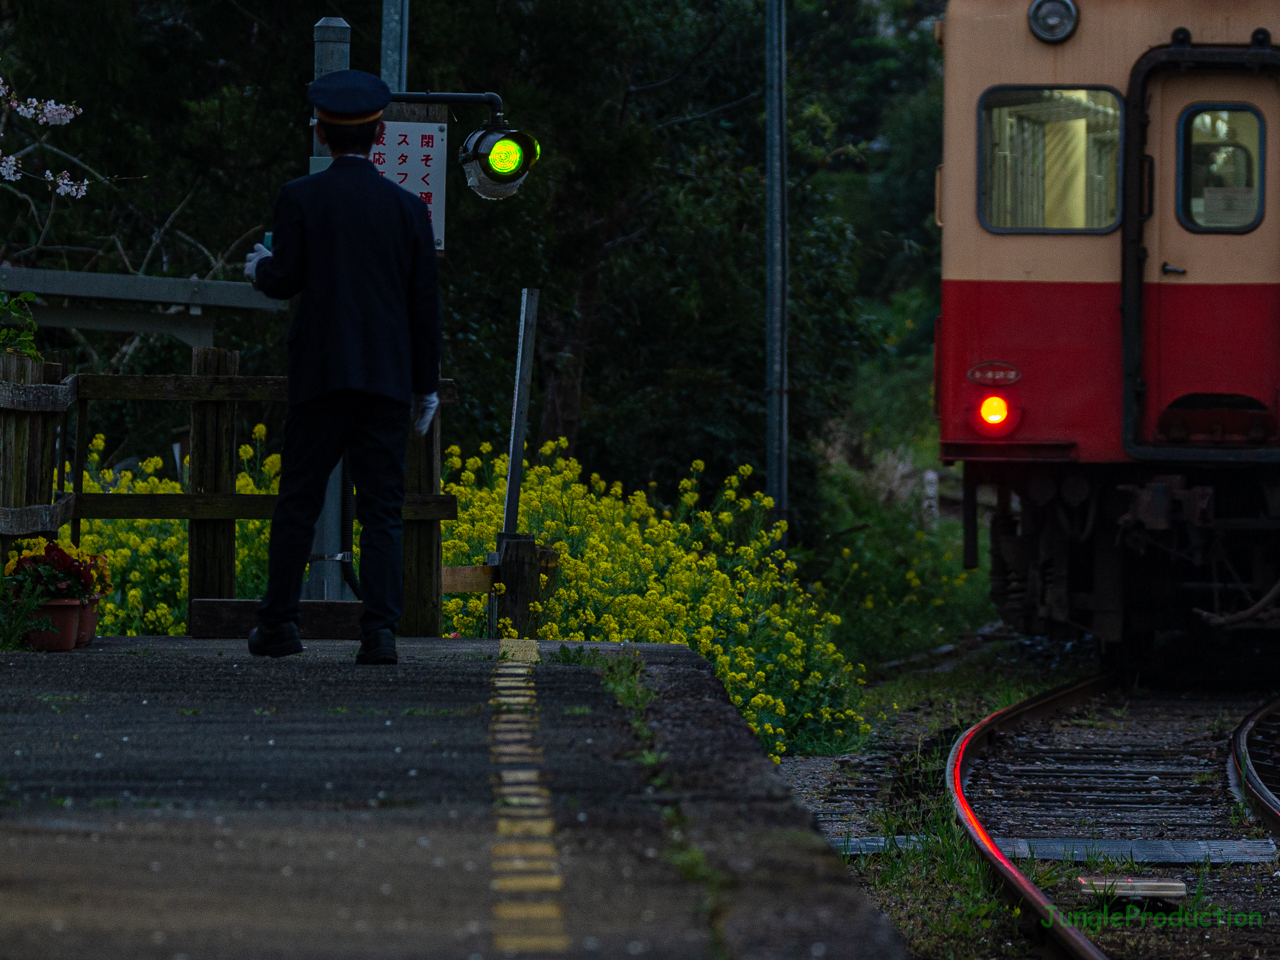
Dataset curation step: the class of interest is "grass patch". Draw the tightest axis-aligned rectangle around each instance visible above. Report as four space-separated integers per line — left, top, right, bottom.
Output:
850 750 1029 957
549 644 654 743
824 639 1101 957
403 705 485 717
850 644 1076 752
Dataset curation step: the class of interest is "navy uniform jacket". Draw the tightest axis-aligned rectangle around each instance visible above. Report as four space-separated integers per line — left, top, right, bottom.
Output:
254 155 442 407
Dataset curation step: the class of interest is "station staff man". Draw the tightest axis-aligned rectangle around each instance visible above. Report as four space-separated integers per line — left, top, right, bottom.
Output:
244 69 442 665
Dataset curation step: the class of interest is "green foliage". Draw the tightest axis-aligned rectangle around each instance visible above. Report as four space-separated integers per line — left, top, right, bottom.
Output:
447 443 866 759
0 579 52 650
0 292 41 361
821 493 993 665
853 748 1028 957
3 0 944 548
808 283 995 668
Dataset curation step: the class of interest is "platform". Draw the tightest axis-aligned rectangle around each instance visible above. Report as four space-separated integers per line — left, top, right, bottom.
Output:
0 636 904 959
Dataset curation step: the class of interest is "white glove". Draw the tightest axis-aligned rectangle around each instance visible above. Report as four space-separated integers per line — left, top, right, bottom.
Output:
244 242 273 284
411 392 439 436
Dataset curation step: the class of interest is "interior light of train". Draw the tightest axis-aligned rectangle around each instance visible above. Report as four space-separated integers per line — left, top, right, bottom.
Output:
980 396 1010 425
1028 0 1078 43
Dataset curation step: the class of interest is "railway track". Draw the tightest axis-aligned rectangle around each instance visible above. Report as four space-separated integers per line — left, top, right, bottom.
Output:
1234 699 1280 836
947 677 1280 959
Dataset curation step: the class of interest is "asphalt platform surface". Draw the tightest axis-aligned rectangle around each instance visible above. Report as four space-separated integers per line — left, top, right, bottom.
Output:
0 636 904 960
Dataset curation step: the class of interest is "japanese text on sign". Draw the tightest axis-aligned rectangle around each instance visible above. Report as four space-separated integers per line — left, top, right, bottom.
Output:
374 121 448 250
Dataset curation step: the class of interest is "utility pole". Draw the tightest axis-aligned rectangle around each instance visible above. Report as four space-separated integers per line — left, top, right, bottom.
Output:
764 0 788 543
381 0 410 92
301 17 352 602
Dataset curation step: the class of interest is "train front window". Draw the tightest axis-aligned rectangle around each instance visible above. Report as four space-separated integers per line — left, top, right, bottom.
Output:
1179 106 1264 232
979 87 1122 232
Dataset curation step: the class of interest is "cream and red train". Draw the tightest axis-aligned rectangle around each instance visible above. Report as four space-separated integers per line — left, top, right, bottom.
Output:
937 0 1280 654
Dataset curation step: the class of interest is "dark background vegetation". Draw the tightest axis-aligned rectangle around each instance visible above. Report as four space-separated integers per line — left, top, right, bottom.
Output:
2 0 989 657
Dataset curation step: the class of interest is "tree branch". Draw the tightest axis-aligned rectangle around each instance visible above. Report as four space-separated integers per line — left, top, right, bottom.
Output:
113 235 137 274
139 184 198 275
653 89 761 132
108 331 143 371
34 189 56 251
602 226 645 252
224 0 264 24
0 182 41 224
31 142 110 185
66 326 100 370
175 229 218 272
204 222 263 280
620 27 728 121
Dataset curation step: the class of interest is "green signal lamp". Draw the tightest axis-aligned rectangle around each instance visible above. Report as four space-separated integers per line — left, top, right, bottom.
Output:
460 124 540 199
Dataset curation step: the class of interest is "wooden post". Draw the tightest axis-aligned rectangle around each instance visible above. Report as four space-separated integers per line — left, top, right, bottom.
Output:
400 408 442 636
55 405 68 500
188 346 239 600
71 397 87 546
0 353 64 556
0 353 30 561
30 358 63 540
498 536 540 638
35 360 62 499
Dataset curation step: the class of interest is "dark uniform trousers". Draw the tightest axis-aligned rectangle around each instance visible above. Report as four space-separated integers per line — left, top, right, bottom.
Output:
258 390 410 636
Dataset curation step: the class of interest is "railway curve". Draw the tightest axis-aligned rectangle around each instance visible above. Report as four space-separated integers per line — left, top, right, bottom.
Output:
1233 699 1280 836
948 676 1280 960
946 675 1114 960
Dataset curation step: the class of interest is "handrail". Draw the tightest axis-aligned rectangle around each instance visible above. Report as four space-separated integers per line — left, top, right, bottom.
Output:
0 491 457 537
0 375 459 410
0 265 287 312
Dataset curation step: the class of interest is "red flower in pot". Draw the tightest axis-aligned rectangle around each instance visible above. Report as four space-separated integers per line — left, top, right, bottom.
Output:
7 544 96 651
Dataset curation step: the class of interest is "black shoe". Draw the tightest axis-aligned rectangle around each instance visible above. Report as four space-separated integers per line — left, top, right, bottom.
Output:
248 621 303 658
355 628 398 665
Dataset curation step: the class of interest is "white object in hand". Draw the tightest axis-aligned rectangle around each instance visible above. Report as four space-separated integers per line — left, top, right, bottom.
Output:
412 393 439 436
244 242 273 283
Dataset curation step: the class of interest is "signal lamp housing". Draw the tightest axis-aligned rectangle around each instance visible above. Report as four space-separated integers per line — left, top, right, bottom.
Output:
1028 0 1078 43
460 125 540 200
971 394 1022 437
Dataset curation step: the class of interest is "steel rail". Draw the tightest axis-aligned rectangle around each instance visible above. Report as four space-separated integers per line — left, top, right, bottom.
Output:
945 674 1116 960
1231 699 1280 835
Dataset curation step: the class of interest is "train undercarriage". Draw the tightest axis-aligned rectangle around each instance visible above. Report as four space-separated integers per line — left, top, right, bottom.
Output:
964 462 1280 660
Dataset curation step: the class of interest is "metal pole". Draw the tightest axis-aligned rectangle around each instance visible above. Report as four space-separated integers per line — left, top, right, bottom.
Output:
313 18 350 161
399 0 410 92
502 289 540 538
381 0 410 92
764 0 788 544
303 18 352 602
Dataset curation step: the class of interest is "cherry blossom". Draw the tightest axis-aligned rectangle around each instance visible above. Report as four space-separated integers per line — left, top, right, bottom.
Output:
0 78 87 196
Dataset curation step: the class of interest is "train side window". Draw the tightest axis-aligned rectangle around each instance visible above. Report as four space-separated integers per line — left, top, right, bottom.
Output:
1178 106 1264 233
979 86 1122 233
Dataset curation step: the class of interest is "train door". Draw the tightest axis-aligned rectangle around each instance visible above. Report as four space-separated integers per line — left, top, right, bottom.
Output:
1143 72 1280 445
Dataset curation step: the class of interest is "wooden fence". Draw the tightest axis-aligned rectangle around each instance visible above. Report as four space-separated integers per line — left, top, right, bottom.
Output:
0 346 546 639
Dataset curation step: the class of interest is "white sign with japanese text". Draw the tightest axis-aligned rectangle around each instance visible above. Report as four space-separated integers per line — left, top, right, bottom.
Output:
373 121 447 250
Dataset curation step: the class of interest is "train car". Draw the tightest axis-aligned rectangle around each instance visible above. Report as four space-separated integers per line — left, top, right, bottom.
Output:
936 0 1280 657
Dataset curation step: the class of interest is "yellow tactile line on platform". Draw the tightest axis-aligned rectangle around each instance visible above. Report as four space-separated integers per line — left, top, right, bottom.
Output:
490 638 569 953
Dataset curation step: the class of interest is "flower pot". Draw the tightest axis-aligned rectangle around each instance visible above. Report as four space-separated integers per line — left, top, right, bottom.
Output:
27 599 81 652
75 597 99 648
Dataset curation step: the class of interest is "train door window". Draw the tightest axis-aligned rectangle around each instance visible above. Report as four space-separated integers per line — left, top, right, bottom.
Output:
979 87 1122 232
1178 106 1264 232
